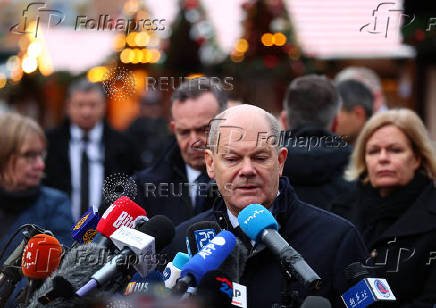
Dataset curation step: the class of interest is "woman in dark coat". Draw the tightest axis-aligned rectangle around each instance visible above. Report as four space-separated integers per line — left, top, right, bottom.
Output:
0 112 73 307
332 109 436 307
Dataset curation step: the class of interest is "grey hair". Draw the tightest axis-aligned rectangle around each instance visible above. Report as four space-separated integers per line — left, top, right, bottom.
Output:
336 79 374 119
68 78 106 100
208 108 281 152
283 75 341 130
171 77 227 112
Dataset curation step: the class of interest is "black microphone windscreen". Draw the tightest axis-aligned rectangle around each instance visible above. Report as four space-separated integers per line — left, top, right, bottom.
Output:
135 215 175 252
197 270 233 308
217 239 248 283
28 243 113 307
300 296 332 308
186 221 221 255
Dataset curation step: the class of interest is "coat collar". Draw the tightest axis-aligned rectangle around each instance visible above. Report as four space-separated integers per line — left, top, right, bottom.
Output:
372 181 436 244
212 177 298 231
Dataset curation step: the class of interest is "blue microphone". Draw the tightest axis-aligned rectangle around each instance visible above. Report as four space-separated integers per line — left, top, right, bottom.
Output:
172 230 236 295
341 262 396 307
185 221 221 257
71 209 100 245
238 204 321 290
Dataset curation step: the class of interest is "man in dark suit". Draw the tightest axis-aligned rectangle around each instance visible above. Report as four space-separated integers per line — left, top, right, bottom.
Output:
164 104 368 308
43 79 142 220
280 75 352 211
133 78 227 226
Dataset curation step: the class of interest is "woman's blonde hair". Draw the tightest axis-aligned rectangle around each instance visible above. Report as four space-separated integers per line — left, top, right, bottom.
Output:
346 108 436 182
0 112 46 185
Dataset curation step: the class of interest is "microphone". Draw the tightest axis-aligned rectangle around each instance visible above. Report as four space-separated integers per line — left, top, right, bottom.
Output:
162 252 190 289
37 276 75 305
29 243 112 307
172 230 236 296
20 234 63 305
94 196 147 247
76 215 175 296
197 270 233 308
300 296 332 308
217 239 248 283
124 270 168 297
238 204 321 290
185 221 221 257
71 209 100 245
0 224 50 306
341 263 396 308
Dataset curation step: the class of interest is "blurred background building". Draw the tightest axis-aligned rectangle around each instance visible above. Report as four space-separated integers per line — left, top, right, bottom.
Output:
0 0 435 140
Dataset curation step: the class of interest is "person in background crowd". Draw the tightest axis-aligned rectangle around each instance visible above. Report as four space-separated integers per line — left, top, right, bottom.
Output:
164 104 368 308
0 112 72 308
128 89 171 169
133 77 227 226
335 79 374 147
43 79 142 220
331 109 436 307
280 75 351 211
335 66 388 113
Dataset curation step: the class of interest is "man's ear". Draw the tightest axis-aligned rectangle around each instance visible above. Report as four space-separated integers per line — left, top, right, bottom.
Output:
278 147 288 176
280 111 289 130
204 149 215 179
353 105 366 122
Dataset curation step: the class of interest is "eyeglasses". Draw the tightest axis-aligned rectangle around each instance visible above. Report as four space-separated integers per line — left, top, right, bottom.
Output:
18 151 47 163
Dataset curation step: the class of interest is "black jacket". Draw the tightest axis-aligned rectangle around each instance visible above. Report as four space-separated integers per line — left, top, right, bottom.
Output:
331 177 436 307
43 119 142 213
282 126 351 211
133 139 212 226
164 177 368 307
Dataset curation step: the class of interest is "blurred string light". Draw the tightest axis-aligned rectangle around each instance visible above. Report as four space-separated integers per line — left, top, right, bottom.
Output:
119 48 160 64
21 56 38 74
261 32 287 46
187 73 205 79
0 73 7 89
231 38 248 63
87 66 110 83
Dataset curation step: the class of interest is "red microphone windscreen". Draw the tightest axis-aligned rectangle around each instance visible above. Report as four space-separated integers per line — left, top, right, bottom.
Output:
21 234 62 280
96 196 147 238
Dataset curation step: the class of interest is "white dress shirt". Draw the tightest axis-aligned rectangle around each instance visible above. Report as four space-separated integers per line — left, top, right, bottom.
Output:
70 122 104 221
185 164 201 208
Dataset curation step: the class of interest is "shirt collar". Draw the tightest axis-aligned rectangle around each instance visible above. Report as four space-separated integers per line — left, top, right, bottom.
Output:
185 163 201 184
226 190 279 229
70 121 103 142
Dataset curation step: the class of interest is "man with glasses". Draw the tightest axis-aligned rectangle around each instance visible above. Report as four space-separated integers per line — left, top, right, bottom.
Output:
133 77 227 225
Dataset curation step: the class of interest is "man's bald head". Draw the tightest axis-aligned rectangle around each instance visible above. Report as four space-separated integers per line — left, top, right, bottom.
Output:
208 104 281 153
204 104 287 216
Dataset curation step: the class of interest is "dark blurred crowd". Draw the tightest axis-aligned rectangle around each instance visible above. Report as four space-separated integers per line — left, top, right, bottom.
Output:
0 67 435 308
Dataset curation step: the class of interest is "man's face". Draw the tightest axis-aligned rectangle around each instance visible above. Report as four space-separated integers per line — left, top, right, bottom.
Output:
171 93 220 171
67 90 106 130
205 117 287 216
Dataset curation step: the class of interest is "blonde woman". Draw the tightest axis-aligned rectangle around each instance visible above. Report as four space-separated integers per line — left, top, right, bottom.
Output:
332 109 436 307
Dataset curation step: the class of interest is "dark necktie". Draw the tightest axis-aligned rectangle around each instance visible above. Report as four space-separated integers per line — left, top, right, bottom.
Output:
80 133 89 216
194 172 210 214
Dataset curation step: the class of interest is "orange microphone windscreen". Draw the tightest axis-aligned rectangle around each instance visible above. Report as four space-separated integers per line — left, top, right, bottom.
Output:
21 234 63 280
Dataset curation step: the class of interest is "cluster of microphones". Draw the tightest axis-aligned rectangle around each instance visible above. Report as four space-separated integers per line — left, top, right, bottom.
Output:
0 198 397 308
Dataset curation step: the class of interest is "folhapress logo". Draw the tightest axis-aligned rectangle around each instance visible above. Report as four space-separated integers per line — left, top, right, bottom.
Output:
10 2 65 38
243 209 265 225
